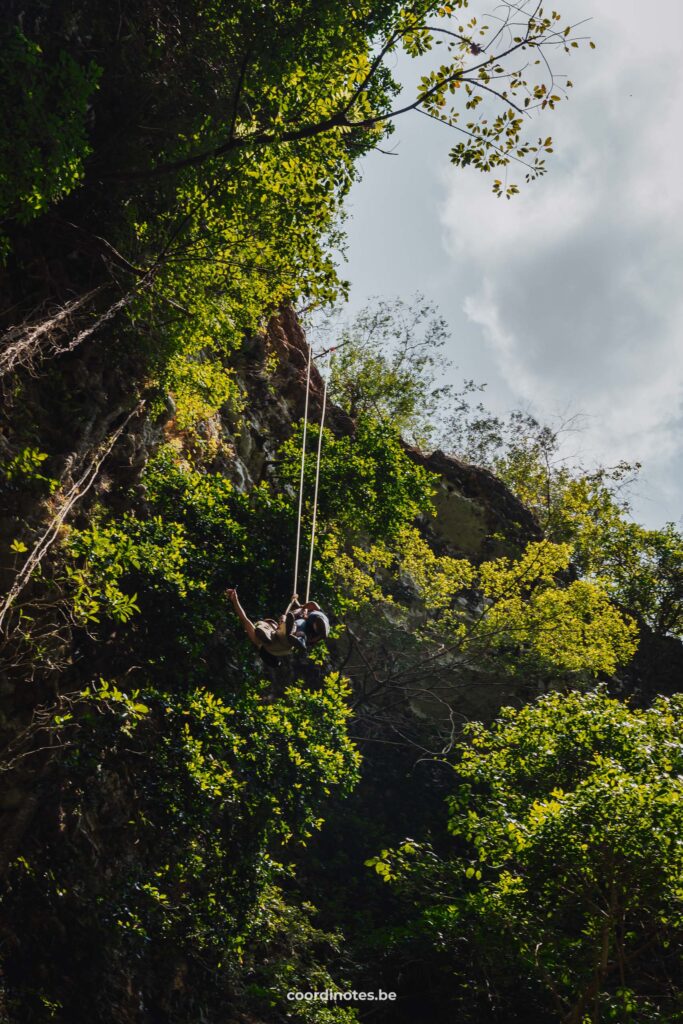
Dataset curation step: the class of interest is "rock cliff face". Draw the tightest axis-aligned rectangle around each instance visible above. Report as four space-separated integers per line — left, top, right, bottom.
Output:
162 307 551 724
224 306 541 558
2 302 681 744
170 308 680 726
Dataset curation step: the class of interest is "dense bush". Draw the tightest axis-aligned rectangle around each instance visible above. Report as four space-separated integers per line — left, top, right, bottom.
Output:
367 690 683 1022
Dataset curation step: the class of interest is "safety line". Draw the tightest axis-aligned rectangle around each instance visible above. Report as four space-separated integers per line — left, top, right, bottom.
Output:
292 346 312 597
305 376 328 604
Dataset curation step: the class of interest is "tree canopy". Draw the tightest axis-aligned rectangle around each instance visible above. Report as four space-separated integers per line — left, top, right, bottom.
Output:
368 689 683 1022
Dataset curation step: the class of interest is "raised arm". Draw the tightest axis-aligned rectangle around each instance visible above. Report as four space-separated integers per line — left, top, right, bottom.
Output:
226 588 258 645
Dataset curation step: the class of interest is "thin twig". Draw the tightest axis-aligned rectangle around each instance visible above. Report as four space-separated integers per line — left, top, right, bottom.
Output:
0 402 145 633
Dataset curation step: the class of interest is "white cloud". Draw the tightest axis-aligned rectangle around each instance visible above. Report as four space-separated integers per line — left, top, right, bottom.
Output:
343 0 683 525
438 0 683 524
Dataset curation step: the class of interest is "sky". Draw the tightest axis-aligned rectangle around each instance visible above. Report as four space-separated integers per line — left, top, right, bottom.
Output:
338 0 683 529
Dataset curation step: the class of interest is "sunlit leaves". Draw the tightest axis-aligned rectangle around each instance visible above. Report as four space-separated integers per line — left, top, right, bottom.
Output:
445 691 683 1019
0 28 100 237
387 0 587 193
401 537 638 678
279 417 436 544
453 410 683 637
374 690 683 1020
1 445 58 494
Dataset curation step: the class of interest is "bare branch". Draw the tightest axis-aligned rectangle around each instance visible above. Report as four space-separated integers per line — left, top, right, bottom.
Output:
0 288 106 380
0 402 145 634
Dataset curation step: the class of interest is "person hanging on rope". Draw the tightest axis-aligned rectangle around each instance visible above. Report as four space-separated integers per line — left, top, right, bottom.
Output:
226 343 332 666
226 587 330 666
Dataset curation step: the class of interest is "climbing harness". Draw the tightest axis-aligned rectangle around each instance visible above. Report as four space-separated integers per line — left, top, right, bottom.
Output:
292 346 328 603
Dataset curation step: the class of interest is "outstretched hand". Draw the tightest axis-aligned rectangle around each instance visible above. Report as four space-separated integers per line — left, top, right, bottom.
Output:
226 587 238 605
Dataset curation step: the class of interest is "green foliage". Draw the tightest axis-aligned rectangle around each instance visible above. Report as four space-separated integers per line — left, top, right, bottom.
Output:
44 0 586 217
0 27 99 242
80 677 151 734
448 409 683 636
371 690 683 1022
321 295 455 446
280 418 436 544
1 0 591 444
2 675 359 1021
236 890 360 1023
59 423 437 670
543 477 683 638
66 521 143 624
1 446 58 494
95 1 404 428
161 674 359 851
64 430 637 689
470 540 638 675
164 355 243 432
397 3 585 194
296 300 638 679
314 299 656 669
138 131 358 430
395 532 638 677
63 463 257 676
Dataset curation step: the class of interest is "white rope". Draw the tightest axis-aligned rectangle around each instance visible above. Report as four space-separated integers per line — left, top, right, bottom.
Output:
305 377 328 604
292 346 313 597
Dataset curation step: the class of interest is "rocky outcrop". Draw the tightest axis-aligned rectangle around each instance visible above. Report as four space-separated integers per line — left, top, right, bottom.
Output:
220 308 541 564
240 308 682 724
407 447 542 559
614 621 683 706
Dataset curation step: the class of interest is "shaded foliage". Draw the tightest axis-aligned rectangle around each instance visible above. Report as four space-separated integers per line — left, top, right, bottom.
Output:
2 677 359 1023
0 26 99 244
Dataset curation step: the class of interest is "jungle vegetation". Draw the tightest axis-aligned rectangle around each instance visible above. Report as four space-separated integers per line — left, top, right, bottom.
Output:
0 3 681 1023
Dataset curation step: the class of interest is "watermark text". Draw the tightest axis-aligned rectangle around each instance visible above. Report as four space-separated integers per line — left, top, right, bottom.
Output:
287 989 397 1003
